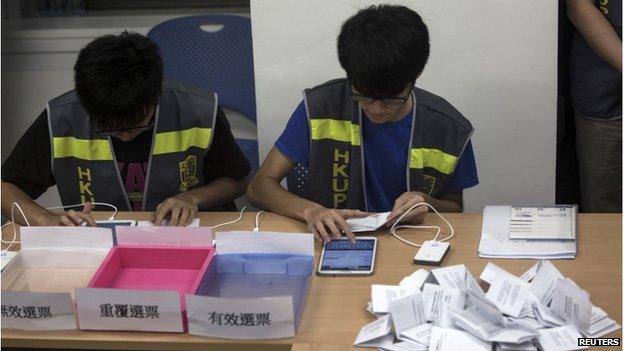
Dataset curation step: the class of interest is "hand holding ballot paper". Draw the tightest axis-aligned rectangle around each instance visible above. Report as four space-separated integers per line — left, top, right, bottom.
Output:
354 261 620 350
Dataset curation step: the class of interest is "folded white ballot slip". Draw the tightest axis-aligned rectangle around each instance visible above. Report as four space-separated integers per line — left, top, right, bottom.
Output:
354 260 620 350
353 314 394 347
537 325 588 351
428 326 492 351
346 212 390 232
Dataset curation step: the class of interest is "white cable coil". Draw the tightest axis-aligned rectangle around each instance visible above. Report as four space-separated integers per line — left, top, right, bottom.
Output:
388 202 454 247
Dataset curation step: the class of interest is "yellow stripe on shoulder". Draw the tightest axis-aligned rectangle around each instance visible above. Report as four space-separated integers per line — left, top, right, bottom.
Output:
310 118 360 146
153 127 212 155
409 148 458 175
52 137 113 161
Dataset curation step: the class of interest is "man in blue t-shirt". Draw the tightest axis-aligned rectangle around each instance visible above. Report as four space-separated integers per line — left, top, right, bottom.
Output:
248 5 478 242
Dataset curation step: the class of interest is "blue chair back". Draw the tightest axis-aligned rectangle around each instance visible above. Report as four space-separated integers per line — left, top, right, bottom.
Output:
148 14 256 122
148 15 259 171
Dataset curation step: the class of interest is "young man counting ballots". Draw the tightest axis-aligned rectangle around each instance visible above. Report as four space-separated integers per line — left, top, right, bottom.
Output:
248 5 478 242
1 32 251 227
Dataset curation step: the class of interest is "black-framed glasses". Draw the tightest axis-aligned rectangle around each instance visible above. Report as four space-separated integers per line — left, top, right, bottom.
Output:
349 90 411 105
93 120 155 137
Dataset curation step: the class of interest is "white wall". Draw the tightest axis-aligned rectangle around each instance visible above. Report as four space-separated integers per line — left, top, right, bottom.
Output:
251 0 558 212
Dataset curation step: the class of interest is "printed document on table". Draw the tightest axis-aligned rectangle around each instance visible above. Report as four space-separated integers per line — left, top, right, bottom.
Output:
479 206 576 259
509 206 575 240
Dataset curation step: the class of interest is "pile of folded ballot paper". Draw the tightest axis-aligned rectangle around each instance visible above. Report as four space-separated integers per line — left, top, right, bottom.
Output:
354 260 620 350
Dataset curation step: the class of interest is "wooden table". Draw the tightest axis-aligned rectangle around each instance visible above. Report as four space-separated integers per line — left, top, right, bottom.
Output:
2 212 621 350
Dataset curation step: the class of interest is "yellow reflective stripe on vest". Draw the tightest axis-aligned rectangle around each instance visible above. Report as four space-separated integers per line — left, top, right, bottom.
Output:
409 148 458 175
52 137 113 161
310 119 361 146
152 127 212 155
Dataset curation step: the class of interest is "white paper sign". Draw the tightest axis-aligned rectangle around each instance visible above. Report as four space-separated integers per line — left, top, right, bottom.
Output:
1 291 76 330
20 227 113 268
186 295 295 339
115 226 212 247
215 231 314 256
75 288 183 332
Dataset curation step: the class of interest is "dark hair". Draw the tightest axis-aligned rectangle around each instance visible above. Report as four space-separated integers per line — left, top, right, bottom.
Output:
337 5 429 97
74 31 163 130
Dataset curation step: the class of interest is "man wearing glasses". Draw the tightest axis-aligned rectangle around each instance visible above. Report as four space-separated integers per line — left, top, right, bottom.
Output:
248 5 478 242
1 32 250 226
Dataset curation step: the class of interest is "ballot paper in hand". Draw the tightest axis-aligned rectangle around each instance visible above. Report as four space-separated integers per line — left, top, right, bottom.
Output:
347 212 390 232
537 325 588 351
353 314 395 347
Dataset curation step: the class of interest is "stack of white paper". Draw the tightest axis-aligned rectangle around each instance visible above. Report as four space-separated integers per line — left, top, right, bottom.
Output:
478 206 577 259
353 261 620 350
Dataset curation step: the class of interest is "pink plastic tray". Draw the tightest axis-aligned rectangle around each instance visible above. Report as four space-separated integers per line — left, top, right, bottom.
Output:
88 245 215 310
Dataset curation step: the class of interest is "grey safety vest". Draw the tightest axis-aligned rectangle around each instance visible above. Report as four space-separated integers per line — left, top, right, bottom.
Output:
303 78 473 210
47 81 218 211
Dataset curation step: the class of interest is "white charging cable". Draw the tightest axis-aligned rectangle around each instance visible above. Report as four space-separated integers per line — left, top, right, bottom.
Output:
253 211 264 232
1 202 31 251
211 205 247 229
389 202 454 247
210 206 265 232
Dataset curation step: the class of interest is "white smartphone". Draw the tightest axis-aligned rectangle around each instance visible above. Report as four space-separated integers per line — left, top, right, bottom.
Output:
317 237 377 275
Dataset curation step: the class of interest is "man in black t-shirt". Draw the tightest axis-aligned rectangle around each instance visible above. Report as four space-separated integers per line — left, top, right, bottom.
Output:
1 32 251 226
567 0 622 212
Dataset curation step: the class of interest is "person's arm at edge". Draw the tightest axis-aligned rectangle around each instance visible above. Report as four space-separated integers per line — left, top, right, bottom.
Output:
1 181 95 226
247 147 321 221
567 0 622 72
247 147 367 242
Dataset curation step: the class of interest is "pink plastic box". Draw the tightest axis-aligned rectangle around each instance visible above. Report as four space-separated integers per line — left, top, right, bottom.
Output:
75 227 214 332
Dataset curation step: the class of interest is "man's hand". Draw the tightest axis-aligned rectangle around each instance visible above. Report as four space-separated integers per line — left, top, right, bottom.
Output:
386 192 430 227
302 206 369 243
37 202 97 227
153 193 198 226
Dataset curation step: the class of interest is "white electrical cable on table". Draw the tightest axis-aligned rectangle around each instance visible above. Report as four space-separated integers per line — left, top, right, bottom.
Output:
388 202 454 247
